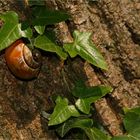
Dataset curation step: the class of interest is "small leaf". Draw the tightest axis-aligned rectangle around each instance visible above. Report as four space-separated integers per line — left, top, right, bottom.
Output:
32 6 70 26
56 118 93 137
48 96 80 126
75 92 111 114
73 82 112 114
34 35 68 60
64 30 108 70
19 23 32 38
75 97 98 114
123 112 140 133
84 127 111 140
0 11 32 51
56 117 110 140
114 107 140 140
72 81 113 98
34 25 45 35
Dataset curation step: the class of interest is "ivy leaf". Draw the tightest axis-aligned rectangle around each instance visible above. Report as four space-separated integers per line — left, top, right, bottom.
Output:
56 117 110 140
73 83 112 114
123 107 140 139
64 30 108 70
34 25 45 35
56 118 93 137
83 127 111 140
75 97 97 114
75 91 112 114
72 81 113 98
48 96 80 126
34 35 68 60
0 11 32 51
112 107 140 140
32 6 70 26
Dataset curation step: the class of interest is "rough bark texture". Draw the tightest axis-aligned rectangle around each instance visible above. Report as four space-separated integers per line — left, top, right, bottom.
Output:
0 0 140 139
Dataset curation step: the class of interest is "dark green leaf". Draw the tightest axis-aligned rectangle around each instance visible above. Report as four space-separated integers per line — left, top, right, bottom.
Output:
34 35 68 60
114 107 140 140
123 111 140 139
0 11 32 51
34 25 45 35
48 96 80 126
75 96 108 114
56 118 93 137
123 112 140 133
64 30 108 70
56 117 110 140
84 127 111 140
72 81 113 98
74 84 112 114
32 6 70 26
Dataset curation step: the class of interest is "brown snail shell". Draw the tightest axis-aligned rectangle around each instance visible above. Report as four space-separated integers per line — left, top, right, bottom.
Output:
5 39 42 80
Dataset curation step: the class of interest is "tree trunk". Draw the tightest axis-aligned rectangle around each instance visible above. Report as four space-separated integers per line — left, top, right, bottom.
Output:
0 0 140 139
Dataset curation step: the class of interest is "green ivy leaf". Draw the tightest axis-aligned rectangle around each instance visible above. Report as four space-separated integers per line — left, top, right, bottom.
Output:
64 30 108 70
34 25 45 35
56 118 93 137
75 97 97 114
123 108 140 139
34 35 68 60
48 96 80 126
72 81 113 98
0 11 32 51
112 107 140 140
83 127 111 140
73 82 112 114
32 6 70 26
75 92 111 114
56 117 110 140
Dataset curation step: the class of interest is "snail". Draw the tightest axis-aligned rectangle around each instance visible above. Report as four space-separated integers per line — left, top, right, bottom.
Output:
5 39 42 80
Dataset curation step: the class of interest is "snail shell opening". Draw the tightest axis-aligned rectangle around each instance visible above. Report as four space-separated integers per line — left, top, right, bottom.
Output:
23 45 42 69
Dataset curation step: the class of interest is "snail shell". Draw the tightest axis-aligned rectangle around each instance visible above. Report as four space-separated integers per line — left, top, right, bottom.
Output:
5 39 42 80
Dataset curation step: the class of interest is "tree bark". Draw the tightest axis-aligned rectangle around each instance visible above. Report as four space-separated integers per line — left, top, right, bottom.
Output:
0 0 140 139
